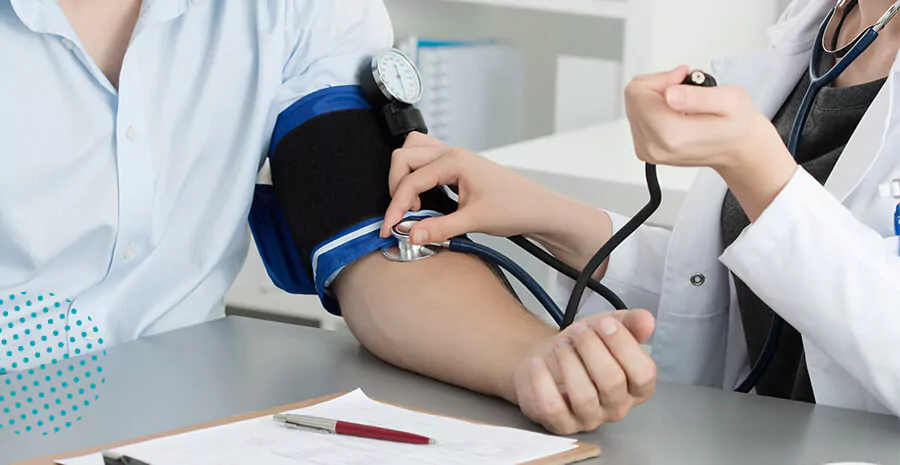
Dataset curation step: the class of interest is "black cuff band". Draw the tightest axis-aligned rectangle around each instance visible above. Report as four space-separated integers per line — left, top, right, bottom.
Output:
271 109 457 279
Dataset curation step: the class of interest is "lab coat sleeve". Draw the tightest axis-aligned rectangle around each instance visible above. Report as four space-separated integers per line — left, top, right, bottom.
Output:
720 168 900 415
275 0 394 113
556 209 672 317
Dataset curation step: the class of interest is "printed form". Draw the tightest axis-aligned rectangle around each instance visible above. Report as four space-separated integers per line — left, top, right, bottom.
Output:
60 389 578 465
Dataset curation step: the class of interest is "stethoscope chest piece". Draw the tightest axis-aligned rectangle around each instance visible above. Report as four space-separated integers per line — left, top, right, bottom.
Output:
383 219 440 262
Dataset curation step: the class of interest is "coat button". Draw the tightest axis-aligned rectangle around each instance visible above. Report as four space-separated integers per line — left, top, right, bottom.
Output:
690 273 706 287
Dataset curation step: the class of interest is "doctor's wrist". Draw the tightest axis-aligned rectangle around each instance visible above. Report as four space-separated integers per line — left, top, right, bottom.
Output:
528 201 613 278
714 121 798 221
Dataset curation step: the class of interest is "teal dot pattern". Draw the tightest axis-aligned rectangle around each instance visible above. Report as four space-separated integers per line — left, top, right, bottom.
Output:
0 292 106 436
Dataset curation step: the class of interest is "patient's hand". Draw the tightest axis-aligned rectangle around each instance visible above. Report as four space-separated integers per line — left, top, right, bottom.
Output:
513 309 657 435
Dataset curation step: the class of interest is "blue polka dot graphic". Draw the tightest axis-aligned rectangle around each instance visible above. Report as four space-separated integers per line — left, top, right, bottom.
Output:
0 292 106 436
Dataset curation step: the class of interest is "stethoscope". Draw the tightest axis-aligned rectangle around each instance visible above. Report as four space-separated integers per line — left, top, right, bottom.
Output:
737 0 900 393
381 0 900 394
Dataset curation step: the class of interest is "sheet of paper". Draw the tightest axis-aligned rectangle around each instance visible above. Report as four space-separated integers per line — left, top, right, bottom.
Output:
59 389 577 465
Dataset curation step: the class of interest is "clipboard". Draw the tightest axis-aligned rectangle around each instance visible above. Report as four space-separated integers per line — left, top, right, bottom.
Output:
15 392 600 465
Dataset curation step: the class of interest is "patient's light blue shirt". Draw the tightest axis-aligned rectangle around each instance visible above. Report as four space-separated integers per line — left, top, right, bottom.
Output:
0 0 393 354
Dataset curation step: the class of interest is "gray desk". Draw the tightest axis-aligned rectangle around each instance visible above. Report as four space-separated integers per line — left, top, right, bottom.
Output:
3 317 898 464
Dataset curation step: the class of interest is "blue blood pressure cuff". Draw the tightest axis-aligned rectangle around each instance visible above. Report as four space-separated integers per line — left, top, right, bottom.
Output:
249 86 457 315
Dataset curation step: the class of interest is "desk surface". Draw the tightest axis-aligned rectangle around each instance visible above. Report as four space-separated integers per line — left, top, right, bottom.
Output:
3 317 898 465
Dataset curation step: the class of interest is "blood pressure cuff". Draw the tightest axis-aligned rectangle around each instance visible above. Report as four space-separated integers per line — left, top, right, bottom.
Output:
249 85 456 315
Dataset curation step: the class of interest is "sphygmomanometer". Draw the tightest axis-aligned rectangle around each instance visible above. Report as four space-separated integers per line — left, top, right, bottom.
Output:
248 49 455 315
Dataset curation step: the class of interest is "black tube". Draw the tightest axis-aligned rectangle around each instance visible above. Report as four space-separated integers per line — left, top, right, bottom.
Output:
561 164 663 329
507 235 627 310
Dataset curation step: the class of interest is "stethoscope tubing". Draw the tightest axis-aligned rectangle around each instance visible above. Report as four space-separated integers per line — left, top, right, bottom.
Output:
447 238 566 325
736 6 883 394
507 235 628 310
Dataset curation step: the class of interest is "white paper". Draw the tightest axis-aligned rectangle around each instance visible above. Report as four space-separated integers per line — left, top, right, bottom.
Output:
59 389 577 465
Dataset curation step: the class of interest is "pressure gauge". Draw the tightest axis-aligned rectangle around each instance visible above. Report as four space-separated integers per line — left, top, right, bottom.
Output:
363 49 423 106
360 48 430 145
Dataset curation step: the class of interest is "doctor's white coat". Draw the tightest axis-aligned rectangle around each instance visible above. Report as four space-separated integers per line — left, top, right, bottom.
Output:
567 0 900 416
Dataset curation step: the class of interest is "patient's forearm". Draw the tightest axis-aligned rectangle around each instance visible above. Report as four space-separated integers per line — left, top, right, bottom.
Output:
335 251 555 403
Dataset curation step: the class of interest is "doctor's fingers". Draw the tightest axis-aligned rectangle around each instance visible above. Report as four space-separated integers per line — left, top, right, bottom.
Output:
633 114 732 165
409 212 480 245
665 84 751 116
626 66 691 94
403 131 447 149
382 156 464 238
389 146 447 196
567 322 633 423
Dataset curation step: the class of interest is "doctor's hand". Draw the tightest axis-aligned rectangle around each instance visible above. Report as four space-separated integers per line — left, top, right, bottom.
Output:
381 133 613 271
624 66 797 220
381 132 564 242
624 66 785 168
513 309 657 435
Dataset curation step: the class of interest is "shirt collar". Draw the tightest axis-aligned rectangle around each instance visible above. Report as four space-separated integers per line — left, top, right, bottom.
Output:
10 0 65 35
10 0 205 36
134 0 207 37
139 0 190 26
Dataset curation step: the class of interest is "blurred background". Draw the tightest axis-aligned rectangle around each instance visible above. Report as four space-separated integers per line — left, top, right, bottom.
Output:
227 0 794 330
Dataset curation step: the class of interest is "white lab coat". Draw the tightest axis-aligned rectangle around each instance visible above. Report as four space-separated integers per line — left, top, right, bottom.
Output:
568 0 900 416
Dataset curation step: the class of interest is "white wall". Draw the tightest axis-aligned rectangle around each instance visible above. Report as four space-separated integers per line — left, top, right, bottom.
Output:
622 0 779 79
385 0 623 140
385 0 782 140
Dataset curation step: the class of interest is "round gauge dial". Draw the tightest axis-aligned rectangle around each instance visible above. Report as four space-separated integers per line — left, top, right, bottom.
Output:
373 49 423 105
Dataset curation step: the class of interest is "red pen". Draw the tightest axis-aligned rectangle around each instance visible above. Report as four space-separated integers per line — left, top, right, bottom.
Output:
273 414 435 445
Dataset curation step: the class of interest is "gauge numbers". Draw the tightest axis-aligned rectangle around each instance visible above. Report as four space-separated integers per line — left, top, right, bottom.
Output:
375 49 423 105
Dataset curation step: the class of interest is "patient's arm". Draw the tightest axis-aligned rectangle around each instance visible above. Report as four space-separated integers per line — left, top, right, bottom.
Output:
336 251 553 401
335 249 657 435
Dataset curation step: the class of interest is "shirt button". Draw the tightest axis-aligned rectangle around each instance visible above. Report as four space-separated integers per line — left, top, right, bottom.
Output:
690 273 706 287
123 246 137 260
125 126 139 142
61 38 75 50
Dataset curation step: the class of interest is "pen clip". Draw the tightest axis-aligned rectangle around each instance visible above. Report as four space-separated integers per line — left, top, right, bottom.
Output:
273 414 334 434
281 422 333 434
